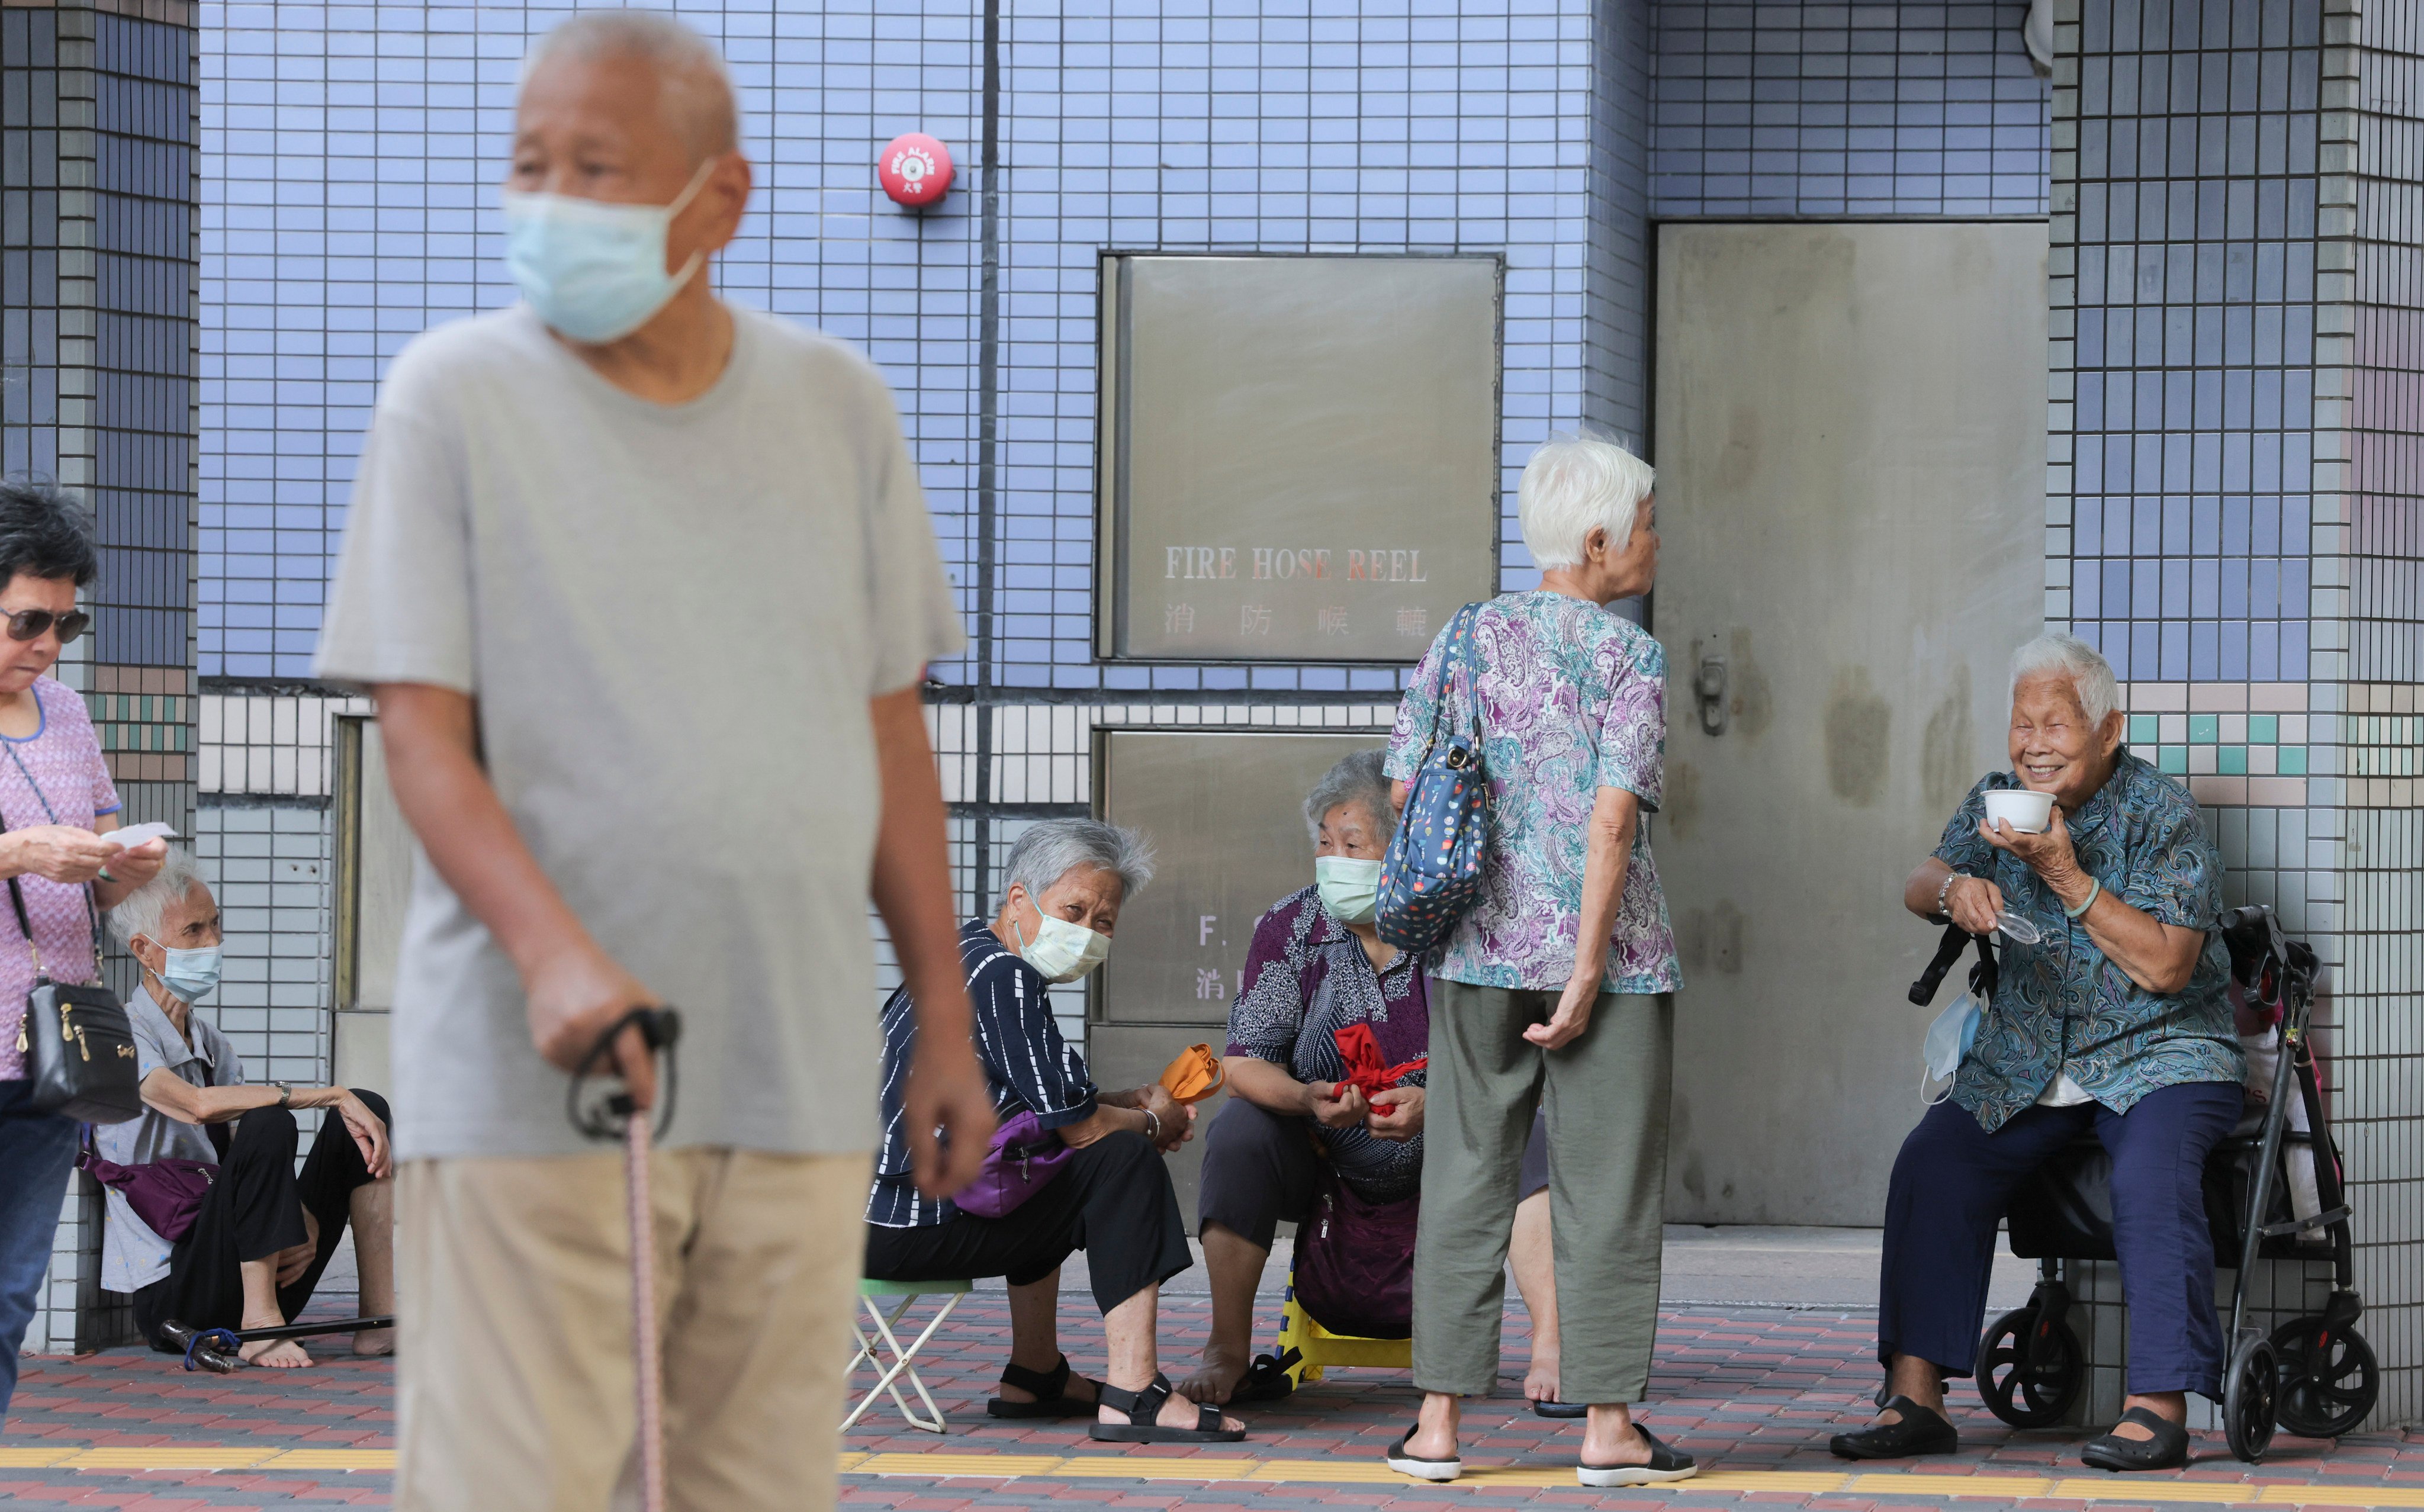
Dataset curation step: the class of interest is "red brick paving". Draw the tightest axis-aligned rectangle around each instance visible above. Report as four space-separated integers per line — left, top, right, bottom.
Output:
5 1293 2422 1507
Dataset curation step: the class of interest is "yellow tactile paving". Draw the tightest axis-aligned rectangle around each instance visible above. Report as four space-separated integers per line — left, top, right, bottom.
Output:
1695 1472 1858 1493
1851 1474 2055 1498
2052 1479 2259 1503
1057 1454 1263 1479
854 1453 1070 1478
259 1449 397 1470
9 1439 2424 1507
827 1449 2424 1508
0 1447 79 1468
65 1447 279 1468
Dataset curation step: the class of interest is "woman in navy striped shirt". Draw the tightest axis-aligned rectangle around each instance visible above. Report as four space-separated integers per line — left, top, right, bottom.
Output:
865 819 1246 1443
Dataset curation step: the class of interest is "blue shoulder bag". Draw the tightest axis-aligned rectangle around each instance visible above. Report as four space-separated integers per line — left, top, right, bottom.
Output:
1375 602 1491 952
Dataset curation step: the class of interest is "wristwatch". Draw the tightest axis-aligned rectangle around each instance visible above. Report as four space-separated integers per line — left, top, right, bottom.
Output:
272 1082 292 1109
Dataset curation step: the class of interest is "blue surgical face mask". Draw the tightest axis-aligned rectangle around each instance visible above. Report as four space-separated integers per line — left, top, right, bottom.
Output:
156 944 221 1004
1314 855 1383 924
1921 988 1981 1105
501 160 714 344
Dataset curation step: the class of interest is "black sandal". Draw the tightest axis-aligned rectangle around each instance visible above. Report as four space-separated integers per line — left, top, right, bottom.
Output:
1828 1395 1959 1460
986 1354 1102 1419
1229 1349 1299 1404
1088 1372 1246 1443
1384 1421 1462 1482
2080 1406 2191 1472
1579 1424 1699 1487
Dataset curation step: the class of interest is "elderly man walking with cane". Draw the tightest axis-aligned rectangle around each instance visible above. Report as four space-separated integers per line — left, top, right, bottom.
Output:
313 12 995 1510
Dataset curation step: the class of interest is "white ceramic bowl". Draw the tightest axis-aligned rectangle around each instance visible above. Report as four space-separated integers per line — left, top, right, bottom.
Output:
1983 788 2055 834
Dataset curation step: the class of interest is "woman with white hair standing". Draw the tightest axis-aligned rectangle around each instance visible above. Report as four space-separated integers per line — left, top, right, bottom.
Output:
1383 435 1693 1488
1830 633 2243 1472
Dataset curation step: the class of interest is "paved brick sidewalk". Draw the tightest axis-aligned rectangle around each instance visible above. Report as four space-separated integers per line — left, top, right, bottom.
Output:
5 1295 2417 1509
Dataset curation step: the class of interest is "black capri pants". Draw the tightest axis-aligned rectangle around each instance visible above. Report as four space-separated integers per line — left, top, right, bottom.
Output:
864 1129 1192 1315
133 1090 390 1347
1197 1096 1551 1250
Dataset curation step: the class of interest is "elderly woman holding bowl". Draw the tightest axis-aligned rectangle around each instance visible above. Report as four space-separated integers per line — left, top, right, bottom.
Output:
1831 633 2243 1473
1382 434 1692 1490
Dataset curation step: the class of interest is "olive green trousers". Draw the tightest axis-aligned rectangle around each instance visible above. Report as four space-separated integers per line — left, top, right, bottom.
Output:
1412 982 1674 1404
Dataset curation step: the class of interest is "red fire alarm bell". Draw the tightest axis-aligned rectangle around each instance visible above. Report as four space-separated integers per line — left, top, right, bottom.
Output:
879 134 954 208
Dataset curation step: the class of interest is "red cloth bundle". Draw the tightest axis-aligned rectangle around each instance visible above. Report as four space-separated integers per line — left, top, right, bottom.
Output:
1332 1023 1427 1096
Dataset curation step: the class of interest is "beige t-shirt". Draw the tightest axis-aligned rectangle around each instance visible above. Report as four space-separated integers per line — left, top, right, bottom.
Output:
315 304 965 1159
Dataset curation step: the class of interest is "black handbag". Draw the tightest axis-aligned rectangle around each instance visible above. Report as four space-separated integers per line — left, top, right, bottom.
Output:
5 817 141 1122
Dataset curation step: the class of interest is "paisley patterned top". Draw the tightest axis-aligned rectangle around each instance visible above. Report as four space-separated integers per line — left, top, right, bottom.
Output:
1226 884 1429 1201
1937 748 2244 1133
1385 591 1681 995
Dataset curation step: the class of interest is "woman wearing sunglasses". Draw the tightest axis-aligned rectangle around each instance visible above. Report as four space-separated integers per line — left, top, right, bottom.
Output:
0 480 170 1428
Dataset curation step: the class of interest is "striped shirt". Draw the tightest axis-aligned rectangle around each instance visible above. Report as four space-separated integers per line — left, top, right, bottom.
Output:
866 919 1100 1227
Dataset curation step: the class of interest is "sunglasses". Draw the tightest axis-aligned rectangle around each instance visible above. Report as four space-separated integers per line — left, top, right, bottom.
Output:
2 609 89 645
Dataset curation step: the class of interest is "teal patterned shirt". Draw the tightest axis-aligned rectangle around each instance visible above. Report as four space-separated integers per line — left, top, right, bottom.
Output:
1938 748 2244 1133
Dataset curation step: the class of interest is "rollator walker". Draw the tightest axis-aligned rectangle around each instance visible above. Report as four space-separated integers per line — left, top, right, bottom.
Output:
1909 903 2377 1463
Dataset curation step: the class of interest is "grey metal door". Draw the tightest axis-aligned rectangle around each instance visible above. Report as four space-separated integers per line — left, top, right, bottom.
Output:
1653 221 2047 1224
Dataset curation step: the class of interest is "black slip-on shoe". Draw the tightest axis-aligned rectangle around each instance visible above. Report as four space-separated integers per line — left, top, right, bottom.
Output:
1828 1396 1959 1460
1385 1423 1462 1482
1532 1399 1589 1419
2080 1407 2191 1472
1579 1424 1700 1487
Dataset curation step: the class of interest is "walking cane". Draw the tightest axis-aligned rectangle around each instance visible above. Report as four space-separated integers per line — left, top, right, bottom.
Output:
570 1006 683 1512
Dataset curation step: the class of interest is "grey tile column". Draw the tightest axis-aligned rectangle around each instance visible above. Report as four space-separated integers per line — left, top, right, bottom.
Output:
6 0 198 1357
2049 0 2423 1430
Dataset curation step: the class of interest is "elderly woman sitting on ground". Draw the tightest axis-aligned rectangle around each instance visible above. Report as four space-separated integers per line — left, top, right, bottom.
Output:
863 818 1245 1443
1179 749 1569 1412
95 850 396 1367
1831 633 2244 1472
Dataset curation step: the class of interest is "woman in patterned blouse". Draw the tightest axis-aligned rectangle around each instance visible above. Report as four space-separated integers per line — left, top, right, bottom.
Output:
1832 633 2243 1474
1176 750 1564 1410
1383 436 1693 1490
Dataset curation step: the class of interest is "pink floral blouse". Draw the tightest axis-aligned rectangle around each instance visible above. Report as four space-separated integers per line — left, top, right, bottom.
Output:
0 678 122 1080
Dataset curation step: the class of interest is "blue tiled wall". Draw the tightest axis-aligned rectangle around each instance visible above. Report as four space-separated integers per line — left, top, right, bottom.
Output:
200 2 2051 685
198 0 1644 690
2050 0 2323 684
1651 0 2050 218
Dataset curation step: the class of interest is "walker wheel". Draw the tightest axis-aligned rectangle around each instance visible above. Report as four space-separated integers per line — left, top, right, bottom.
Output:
1975 1305 2083 1429
2224 1334 2279 1463
2271 1317 2378 1438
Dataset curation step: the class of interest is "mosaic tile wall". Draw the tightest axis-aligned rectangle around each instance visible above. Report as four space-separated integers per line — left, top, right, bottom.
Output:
2047 0 2424 1426
2320 0 2424 1419
1651 0 2053 217
1 7 69 486
14 0 201 1357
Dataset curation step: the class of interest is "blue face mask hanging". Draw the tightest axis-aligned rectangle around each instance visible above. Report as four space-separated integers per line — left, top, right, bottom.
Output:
1920 987 1982 1105
501 160 715 345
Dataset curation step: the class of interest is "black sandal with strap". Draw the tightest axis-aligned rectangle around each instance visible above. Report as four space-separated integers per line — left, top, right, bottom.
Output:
986 1354 1103 1419
1088 1372 1246 1443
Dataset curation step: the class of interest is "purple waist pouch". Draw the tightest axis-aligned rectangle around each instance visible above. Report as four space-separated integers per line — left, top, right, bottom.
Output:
952 1108 1072 1219
78 1128 216 1244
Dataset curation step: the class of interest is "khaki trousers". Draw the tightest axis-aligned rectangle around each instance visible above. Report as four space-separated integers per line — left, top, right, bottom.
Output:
394 1148 870 1512
1412 983 1673 1404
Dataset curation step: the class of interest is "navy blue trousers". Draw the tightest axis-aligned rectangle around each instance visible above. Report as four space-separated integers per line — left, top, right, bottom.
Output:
1878 1079 2243 1398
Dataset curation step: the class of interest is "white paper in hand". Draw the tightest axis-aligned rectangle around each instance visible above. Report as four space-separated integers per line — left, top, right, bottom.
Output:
103 821 179 851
